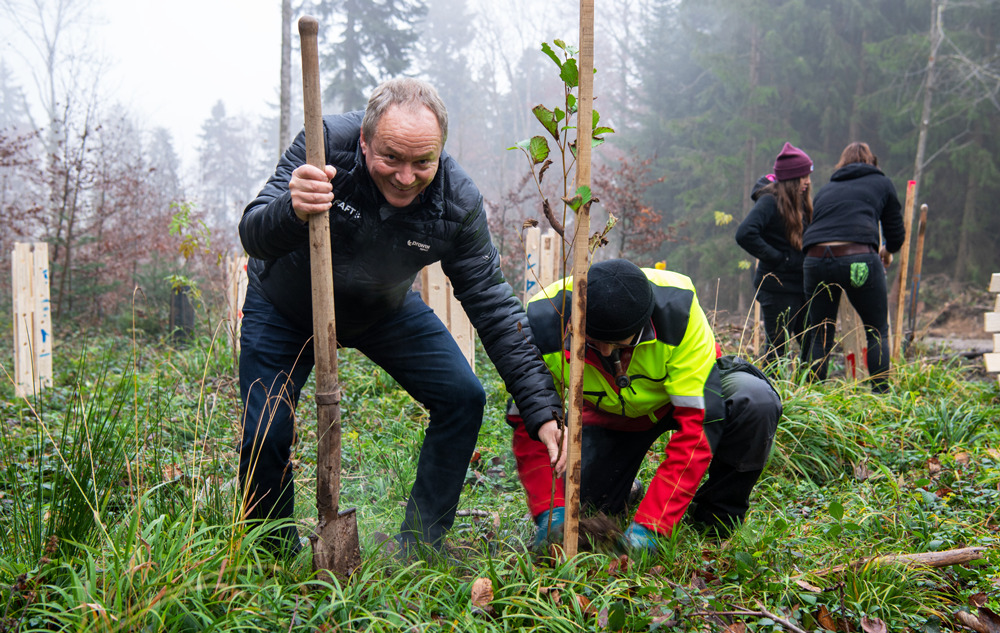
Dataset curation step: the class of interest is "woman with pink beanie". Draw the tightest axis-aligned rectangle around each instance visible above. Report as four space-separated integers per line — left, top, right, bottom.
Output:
736 142 814 370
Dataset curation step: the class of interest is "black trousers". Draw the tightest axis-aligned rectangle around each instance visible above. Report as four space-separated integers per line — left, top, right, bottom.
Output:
578 358 782 532
756 289 807 369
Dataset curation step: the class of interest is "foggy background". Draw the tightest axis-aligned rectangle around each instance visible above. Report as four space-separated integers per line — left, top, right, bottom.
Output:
1 0 997 327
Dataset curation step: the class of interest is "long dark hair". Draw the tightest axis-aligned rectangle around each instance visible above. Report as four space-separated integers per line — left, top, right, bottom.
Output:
763 178 812 250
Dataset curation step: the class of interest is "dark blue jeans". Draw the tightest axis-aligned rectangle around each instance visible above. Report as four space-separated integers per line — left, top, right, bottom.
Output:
801 251 890 392
239 287 485 548
756 289 807 369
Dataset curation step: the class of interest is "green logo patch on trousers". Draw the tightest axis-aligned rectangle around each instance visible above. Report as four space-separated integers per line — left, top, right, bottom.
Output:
850 262 869 288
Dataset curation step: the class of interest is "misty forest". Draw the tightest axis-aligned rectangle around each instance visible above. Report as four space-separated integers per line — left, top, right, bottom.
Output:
2 0 1000 326
3 0 1000 632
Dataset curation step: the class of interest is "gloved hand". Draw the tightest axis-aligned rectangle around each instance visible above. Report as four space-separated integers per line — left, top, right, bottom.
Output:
533 507 565 548
621 521 660 554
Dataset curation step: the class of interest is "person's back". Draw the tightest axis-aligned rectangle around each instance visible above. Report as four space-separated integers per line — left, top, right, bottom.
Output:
800 142 903 393
805 162 903 252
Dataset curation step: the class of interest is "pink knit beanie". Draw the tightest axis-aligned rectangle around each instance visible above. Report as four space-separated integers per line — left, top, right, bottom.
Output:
773 142 813 181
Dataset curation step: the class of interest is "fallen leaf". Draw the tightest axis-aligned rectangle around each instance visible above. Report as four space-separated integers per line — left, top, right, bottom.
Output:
576 594 596 615
816 605 838 632
608 554 629 576
853 461 872 481
470 577 493 609
723 623 747 633
861 615 887 633
954 452 970 465
795 579 823 593
971 593 988 608
978 606 1000 633
927 456 942 474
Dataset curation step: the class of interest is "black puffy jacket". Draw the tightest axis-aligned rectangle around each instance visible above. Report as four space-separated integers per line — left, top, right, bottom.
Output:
239 111 562 431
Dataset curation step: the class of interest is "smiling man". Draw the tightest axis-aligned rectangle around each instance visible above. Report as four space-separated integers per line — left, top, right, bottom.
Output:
238 78 562 557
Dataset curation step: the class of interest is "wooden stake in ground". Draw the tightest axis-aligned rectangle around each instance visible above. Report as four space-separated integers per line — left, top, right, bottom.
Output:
298 15 361 581
891 180 916 359
563 0 596 559
905 204 929 350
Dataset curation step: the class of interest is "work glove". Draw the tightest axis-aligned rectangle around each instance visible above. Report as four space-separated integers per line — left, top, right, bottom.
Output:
533 507 565 549
621 521 660 554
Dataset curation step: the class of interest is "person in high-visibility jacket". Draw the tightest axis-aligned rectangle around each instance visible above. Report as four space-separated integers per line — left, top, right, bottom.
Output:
508 258 782 551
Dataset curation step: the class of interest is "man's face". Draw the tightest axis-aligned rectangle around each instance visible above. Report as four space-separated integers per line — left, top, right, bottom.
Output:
360 104 442 208
585 333 639 358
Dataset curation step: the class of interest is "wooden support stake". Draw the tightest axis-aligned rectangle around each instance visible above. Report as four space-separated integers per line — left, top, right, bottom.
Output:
892 180 916 359
522 227 561 304
523 225 541 304
839 302 866 381
420 262 475 371
226 254 249 351
540 229 560 289
11 242 52 398
563 0 595 559
905 204 929 349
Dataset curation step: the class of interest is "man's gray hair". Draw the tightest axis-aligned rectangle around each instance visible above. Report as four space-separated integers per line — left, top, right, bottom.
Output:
362 78 448 145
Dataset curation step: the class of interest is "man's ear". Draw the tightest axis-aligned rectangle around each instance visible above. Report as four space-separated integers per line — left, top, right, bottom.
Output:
359 127 368 156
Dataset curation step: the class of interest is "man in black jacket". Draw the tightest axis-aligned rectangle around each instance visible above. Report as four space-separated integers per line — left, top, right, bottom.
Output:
238 78 563 555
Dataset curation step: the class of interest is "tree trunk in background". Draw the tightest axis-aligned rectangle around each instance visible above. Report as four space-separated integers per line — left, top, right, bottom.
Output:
848 28 867 142
738 22 761 317
953 160 977 281
279 0 292 157
912 0 945 207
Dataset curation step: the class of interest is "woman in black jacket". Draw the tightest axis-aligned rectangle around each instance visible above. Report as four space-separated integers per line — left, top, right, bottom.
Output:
736 142 814 369
800 142 905 393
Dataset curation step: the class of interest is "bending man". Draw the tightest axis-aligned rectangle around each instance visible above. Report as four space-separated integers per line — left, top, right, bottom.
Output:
509 259 782 550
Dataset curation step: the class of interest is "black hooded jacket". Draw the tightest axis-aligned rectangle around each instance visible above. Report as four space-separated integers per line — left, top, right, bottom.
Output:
804 163 904 253
239 111 562 432
735 180 806 295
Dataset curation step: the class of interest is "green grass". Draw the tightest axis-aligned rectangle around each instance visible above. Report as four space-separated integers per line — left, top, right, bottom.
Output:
1 329 999 632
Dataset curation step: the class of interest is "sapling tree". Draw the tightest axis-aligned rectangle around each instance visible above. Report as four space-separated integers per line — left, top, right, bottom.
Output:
508 39 614 250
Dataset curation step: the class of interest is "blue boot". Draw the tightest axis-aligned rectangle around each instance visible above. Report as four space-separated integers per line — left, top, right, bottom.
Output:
621 522 660 554
533 507 565 548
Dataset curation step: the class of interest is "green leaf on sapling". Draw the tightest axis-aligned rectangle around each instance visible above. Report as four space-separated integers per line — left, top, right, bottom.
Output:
561 58 579 88
532 105 559 140
540 42 562 69
527 136 550 164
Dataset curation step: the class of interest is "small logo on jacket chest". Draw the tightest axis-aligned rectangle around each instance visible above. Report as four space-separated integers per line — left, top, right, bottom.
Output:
407 239 431 252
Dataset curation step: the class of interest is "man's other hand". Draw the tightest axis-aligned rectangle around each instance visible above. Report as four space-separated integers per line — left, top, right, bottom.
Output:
537 419 567 477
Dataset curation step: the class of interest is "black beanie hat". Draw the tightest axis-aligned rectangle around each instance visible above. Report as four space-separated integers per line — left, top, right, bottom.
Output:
585 259 655 341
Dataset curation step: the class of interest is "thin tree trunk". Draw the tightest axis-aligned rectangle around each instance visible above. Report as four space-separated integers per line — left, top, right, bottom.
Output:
279 0 292 156
739 22 761 316
912 0 946 205
953 159 977 280
848 28 867 142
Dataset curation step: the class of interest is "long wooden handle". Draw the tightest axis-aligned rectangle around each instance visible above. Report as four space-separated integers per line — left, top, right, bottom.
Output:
299 15 342 518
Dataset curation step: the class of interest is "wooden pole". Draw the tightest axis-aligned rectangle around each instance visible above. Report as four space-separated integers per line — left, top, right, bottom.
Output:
891 180 916 359
905 204 929 349
563 0 595 559
299 15 360 580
